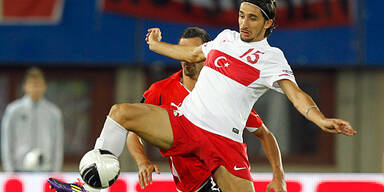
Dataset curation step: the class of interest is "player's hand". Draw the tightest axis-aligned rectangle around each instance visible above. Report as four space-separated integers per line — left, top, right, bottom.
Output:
267 177 286 192
145 28 162 45
319 118 356 136
137 160 160 189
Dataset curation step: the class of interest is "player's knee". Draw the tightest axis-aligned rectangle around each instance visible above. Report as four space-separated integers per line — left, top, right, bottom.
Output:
109 104 136 124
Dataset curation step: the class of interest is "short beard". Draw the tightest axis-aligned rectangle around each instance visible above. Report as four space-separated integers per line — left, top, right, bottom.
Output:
183 64 197 78
240 35 254 42
240 25 266 42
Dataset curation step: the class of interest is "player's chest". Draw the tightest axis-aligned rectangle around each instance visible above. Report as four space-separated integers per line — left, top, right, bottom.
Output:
205 47 266 86
215 41 267 65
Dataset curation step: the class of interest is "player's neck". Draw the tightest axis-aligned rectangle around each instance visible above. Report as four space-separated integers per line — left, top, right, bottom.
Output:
180 75 197 92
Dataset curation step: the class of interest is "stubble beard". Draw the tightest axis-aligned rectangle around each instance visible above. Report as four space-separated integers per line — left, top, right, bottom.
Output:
240 27 265 42
183 64 197 78
240 35 253 42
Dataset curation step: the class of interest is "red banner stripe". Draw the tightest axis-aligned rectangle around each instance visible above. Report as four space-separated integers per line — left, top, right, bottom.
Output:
3 0 57 17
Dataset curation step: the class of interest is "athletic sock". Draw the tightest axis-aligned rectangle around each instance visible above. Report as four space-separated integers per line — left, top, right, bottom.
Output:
94 116 128 157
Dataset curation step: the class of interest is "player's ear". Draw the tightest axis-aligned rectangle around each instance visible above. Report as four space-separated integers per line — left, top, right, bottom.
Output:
264 19 273 29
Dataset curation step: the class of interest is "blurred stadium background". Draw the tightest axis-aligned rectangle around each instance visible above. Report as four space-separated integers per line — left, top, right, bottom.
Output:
0 0 383 191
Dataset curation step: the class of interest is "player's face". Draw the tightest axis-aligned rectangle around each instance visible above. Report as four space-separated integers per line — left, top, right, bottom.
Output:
23 77 46 102
238 2 272 42
179 37 204 78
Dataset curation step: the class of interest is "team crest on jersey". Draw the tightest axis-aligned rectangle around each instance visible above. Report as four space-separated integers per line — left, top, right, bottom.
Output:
214 56 230 68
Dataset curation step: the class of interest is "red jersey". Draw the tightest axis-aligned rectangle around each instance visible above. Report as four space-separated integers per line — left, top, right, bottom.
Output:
143 71 189 107
143 71 210 191
142 70 263 191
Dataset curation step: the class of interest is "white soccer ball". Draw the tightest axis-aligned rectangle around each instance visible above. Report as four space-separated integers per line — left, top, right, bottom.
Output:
23 149 44 171
79 149 120 189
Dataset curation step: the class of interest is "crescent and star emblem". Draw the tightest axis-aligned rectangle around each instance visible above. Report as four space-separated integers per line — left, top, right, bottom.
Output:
214 56 230 68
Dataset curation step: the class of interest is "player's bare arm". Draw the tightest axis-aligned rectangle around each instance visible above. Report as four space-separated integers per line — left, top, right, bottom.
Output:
278 79 356 136
146 28 205 63
252 124 286 192
127 132 160 189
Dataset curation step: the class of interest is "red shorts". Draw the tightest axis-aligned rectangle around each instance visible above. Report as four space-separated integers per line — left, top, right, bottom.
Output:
165 156 211 192
160 105 252 181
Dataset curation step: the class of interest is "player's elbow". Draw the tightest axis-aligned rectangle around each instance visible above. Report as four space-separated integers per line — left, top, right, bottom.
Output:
264 129 274 138
185 54 202 63
185 47 204 63
256 124 273 139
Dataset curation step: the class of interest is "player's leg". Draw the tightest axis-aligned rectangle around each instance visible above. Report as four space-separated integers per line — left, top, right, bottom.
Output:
213 166 255 192
193 126 255 192
49 104 173 192
197 177 222 192
97 103 173 153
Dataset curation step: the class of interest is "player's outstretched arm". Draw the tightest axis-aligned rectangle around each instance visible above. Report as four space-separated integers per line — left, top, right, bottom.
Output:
146 28 206 63
278 79 357 136
252 124 286 192
126 132 160 189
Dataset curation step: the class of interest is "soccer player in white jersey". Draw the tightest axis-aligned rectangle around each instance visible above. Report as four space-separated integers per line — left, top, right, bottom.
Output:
61 0 356 192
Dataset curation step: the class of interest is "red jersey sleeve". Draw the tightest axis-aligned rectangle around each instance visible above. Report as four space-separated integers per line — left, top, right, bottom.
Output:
245 109 263 132
142 84 162 105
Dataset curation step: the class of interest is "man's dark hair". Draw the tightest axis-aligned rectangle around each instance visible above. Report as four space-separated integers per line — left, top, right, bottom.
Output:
179 27 211 43
241 0 277 37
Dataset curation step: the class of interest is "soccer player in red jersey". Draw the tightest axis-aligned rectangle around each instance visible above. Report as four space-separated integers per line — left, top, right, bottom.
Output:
127 27 286 192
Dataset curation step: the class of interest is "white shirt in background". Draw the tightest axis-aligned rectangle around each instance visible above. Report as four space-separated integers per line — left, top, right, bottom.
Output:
1 95 63 172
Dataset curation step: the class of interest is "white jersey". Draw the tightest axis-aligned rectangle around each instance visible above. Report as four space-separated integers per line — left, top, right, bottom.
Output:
180 29 297 143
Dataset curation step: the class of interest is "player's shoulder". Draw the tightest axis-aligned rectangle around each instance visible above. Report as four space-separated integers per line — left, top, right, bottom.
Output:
147 71 181 92
220 29 238 36
264 43 285 56
263 45 288 64
216 29 239 41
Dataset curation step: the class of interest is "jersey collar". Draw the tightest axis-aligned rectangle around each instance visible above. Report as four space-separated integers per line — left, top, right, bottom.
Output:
170 70 192 93
170 70 183 80
22 95 45 106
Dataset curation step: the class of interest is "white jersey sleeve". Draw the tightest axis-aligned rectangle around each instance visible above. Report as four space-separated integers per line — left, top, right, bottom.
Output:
201 29 235 57
259 48 297 93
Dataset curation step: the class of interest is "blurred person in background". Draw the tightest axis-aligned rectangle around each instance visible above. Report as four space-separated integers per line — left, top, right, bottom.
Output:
1 67 63 172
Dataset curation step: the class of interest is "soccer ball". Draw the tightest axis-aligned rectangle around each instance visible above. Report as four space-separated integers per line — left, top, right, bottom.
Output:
23 149 45 171
79 149 120 189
